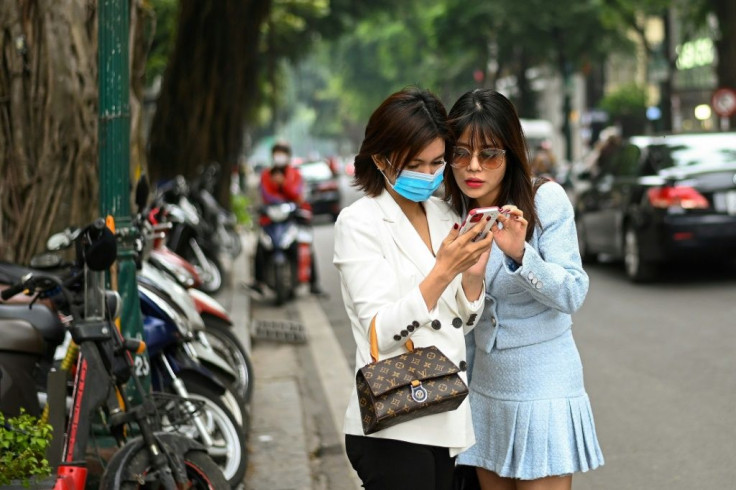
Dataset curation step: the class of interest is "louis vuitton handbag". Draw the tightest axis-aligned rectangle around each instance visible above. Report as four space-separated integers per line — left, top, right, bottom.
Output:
356 317 469 435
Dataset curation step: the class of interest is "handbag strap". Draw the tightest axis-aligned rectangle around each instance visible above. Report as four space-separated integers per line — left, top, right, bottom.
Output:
369 316 414 363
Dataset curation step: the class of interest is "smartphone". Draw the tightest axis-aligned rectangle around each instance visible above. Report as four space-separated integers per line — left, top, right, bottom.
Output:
458 206 500 241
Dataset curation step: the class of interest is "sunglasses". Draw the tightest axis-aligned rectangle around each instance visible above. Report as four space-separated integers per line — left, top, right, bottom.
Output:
450 147 506 170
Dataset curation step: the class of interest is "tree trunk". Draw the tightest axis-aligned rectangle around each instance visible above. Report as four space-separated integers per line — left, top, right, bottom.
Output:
0 0 98 264
515 47 536 119
147 0 271 204
0 0 150 264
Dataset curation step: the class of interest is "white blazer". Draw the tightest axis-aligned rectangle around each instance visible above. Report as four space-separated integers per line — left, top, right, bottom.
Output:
333 190 484 454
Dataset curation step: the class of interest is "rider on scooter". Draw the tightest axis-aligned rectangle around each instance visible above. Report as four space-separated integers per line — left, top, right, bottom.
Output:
249 141 326 297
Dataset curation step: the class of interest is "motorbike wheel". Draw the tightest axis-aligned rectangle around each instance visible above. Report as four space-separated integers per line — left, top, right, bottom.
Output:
201 315 254 404
226 228 243 258
164 379 247 487
273 261 294 306
102 447 229 489
185 248 224 295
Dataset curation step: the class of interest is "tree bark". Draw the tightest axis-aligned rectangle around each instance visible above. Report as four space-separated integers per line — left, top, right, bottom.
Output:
147 0 271 204
0 0 149 264
0 0 98 264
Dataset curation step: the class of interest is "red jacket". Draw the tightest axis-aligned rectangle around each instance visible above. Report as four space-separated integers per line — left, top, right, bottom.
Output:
260 165 305 205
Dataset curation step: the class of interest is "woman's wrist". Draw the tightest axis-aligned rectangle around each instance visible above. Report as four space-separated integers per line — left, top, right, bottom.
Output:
510 244 525 264
461 274 484 301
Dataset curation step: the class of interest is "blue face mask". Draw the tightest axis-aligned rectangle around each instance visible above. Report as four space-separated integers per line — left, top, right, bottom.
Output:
382 161 446 202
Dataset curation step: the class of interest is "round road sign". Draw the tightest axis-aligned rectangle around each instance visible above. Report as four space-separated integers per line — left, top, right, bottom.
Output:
711 87 736 118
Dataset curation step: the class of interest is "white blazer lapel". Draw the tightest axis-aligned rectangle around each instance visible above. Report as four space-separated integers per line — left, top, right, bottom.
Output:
425 198 461 314
374 191 437 276
425 197 453 258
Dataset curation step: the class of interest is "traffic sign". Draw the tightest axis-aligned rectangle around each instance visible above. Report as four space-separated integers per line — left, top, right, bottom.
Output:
711 87 736 118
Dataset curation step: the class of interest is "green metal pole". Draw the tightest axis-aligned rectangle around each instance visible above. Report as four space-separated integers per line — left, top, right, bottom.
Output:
98 0 150 398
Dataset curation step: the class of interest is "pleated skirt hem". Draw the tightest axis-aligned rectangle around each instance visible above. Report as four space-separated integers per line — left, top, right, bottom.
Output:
457 392 604 480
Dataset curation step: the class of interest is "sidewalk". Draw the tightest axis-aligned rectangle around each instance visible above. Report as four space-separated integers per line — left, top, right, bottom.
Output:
216 231 360 490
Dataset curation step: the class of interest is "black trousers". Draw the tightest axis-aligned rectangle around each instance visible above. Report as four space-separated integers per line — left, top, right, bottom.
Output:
345 435 455 490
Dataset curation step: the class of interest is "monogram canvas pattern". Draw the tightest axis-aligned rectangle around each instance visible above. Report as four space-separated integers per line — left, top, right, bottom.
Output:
356 346 469 435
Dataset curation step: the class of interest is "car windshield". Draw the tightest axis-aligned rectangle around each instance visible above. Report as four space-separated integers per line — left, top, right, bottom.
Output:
637 134 736 171
298 161 333 181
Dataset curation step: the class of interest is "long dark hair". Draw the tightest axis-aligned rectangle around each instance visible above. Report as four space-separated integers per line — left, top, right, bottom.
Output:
353 87 453 197
444 89 539 240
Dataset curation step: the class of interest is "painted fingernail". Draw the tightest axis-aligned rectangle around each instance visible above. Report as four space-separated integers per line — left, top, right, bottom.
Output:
486 216 492 221
453 223 459 229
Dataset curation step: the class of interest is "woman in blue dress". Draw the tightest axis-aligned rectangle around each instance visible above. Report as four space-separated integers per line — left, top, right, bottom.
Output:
444 89 604 489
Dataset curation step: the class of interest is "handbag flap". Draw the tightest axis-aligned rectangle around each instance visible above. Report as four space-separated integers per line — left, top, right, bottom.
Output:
358 346 461 397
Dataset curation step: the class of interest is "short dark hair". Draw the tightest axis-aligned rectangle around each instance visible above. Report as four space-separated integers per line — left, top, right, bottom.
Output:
353 87 453 197
444 89 539 240
271 141 291 155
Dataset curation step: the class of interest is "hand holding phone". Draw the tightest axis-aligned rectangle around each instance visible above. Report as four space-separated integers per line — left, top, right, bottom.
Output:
458 206 500 242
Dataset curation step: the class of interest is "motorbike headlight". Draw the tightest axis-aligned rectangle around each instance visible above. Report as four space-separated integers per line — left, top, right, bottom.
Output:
265 202 296 222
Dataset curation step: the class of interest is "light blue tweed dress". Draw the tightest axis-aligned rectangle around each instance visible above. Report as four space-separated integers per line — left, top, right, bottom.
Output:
456 182 604 479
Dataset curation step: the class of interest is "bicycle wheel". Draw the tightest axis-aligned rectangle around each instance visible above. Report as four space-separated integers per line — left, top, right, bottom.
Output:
167 377 248 487
103 447 229 489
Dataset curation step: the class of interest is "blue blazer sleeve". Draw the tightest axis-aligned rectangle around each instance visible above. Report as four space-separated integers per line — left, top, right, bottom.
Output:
477 181 589 351
502 182 589 313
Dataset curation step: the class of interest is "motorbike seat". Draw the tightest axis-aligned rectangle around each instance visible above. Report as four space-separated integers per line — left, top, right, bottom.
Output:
0 261 36 284
0 304 65 348
0 261 67 285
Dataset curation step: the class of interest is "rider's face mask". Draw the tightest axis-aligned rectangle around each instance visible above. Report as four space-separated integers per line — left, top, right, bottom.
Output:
380 159 446 202
273 152 290 167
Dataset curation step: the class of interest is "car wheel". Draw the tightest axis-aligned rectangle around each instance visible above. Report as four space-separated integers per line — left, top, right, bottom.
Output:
624 225 656 282
575 215 596 263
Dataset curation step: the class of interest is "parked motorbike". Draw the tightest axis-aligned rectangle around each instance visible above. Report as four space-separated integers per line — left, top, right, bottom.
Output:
257 202 313 305
138 206 254 405
0 220 229 489
189 163 243 259
190 288 254 404
157 176 225 294
138 277 248 486
136 262 248 420
140 195 254 404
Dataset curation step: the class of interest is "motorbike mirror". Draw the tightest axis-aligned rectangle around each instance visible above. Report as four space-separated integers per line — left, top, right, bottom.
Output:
29 253 62 269
135 175 150 212
47 232 72 251
80 219 118 271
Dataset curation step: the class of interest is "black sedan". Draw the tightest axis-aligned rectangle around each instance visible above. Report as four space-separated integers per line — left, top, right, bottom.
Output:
573 131 736 282
298 159 342 221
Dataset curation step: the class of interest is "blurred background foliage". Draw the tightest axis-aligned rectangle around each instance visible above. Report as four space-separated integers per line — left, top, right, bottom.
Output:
1 0 733 260
599 83 649 119
144 0 731 158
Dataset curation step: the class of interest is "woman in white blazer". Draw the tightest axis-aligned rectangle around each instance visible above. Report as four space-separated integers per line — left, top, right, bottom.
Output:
333 87 493 490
